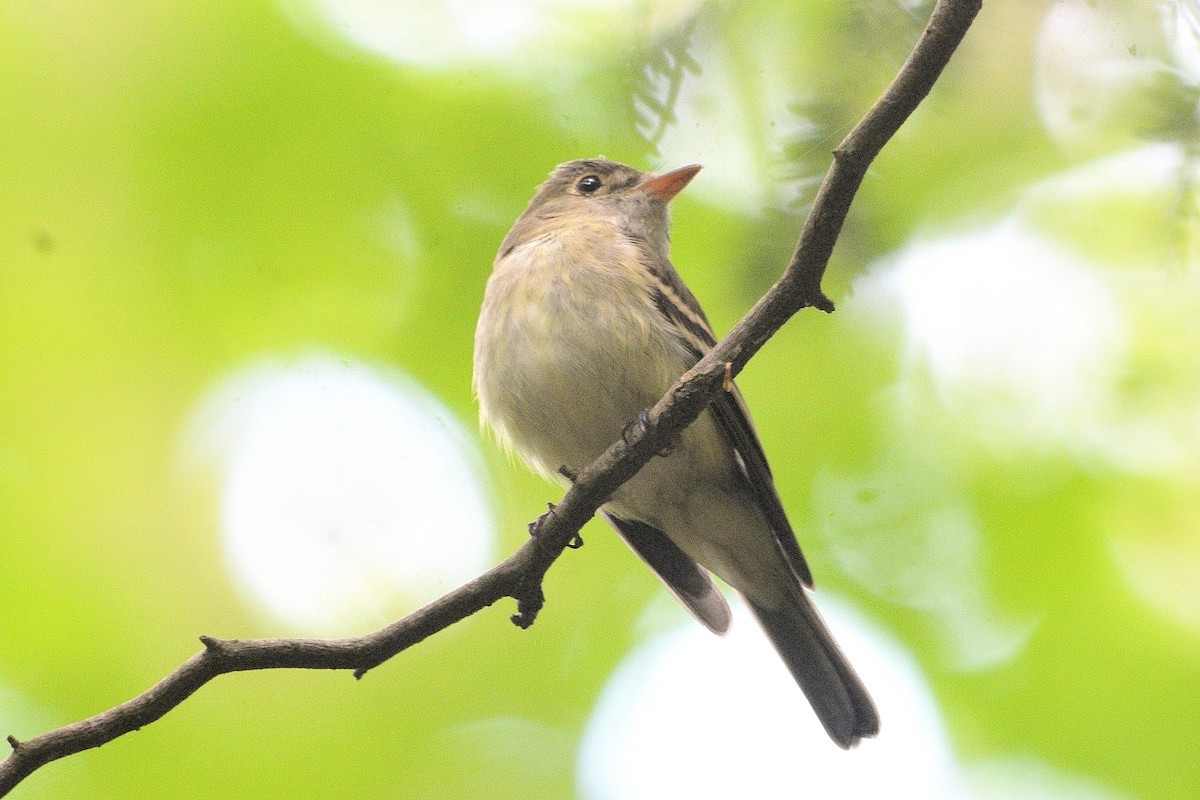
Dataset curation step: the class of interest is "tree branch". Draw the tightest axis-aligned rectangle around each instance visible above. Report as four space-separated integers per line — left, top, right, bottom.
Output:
0 1 980 794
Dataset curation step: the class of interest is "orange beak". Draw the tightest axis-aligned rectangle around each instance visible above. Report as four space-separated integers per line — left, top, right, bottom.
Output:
639 164 702 202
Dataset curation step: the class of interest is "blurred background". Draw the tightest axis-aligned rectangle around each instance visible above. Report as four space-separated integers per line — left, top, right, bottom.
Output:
2 0 1198 797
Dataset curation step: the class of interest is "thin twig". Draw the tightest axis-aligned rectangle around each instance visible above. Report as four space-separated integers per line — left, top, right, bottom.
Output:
0 1 981 794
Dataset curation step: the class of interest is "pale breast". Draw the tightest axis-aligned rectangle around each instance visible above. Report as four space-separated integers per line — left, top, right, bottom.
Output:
474 222 785 598
474 224 693 479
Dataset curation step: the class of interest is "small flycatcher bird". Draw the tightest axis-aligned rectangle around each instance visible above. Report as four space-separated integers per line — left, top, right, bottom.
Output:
473 158 878 747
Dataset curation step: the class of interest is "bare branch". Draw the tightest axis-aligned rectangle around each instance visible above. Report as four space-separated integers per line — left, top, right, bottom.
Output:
0 1 981 794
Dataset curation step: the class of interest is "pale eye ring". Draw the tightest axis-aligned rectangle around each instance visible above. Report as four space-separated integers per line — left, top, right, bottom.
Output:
576 175 602 194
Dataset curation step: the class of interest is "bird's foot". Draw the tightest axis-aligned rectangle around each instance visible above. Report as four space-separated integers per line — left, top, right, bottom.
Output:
622 409 677 457
528 502 583 549
528 502 557 537
622 409 651 445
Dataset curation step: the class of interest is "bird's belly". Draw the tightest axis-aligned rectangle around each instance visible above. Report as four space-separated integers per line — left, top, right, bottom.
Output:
482 286 685 478
475 240 783 600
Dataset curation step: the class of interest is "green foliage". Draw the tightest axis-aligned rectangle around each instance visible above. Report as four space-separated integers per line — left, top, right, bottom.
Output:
2 1 1198 798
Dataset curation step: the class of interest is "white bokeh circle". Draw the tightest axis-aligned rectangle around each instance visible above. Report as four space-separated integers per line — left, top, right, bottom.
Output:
578 598 1127 799
280 0 634 74
181 353 494 633
849 220 1125 455
578 598 955 798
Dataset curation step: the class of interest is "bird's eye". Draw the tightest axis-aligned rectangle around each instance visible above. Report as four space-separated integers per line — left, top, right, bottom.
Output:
576 175 602 194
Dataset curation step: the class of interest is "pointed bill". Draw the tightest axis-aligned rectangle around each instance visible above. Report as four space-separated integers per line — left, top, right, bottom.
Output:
638 164 702 203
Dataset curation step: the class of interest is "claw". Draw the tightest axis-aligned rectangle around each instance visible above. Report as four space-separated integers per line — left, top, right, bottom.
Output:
622 409 652 445
528 502 557 537
622 409 677 457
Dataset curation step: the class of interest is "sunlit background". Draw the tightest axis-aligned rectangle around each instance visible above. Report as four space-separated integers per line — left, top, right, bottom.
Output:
2 0 1198 797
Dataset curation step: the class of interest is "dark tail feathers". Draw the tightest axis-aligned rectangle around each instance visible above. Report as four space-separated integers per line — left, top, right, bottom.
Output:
745 588 879 748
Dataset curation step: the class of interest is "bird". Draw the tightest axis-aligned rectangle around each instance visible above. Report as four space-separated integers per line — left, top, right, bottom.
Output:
472 157 878 747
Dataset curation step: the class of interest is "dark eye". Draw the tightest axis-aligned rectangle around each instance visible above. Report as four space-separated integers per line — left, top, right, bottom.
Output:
576 175 602 194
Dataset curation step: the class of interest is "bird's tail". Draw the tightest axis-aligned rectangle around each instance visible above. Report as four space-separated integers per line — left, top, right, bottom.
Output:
744 587 879 748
